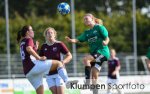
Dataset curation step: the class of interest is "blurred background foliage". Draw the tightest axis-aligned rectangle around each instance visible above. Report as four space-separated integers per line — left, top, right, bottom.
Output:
0 0 150 55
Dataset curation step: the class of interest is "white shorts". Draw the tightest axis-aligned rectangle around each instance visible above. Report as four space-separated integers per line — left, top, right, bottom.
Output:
46 74 65 88
26 60 52 90
107 78 119 85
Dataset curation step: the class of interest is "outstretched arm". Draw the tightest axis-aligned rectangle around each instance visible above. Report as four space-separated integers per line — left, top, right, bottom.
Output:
65 36 79 43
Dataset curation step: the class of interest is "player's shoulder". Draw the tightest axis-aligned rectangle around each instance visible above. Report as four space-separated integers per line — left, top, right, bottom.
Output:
42 42 47 46
55 41 63 44
55 41 66 45
41 43 48 48
94 24 105 30
26 37 33 41
95 24 103 28
24 38 33 43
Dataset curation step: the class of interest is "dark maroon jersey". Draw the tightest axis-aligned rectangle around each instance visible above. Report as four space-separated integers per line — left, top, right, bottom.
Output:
20 38 36 75
39 41 69 75
108 57 120 79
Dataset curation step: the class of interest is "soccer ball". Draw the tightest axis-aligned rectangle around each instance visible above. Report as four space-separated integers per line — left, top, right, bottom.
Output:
57 2 70 15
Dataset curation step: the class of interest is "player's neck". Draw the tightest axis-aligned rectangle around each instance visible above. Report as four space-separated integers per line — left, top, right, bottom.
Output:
89 23 95 28
46 39 56 46
25 36 32 39
111 56 115 59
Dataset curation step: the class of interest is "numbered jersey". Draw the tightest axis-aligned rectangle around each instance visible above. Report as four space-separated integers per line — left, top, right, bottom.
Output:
20 38 36 75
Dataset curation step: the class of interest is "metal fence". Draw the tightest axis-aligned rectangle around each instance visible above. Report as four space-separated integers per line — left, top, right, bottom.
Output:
0 54 149 78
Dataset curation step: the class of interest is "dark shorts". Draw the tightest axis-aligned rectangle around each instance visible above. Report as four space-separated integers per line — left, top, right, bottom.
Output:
91 53 107 66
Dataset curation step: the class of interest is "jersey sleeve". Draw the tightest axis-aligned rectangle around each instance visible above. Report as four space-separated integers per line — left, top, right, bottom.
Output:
116 59 120 67
76 31 87 42
98 25 109 39
26 38 34 48
146 47 150 59
60 42 69 54
39 44 44 56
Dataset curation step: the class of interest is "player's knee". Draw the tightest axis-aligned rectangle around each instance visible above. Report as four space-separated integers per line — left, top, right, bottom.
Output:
53 60 63 67
83 57 88 62
91 69 98 79
57 61 63 67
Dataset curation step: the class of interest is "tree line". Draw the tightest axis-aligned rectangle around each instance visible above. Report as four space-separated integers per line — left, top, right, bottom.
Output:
0 0 150 55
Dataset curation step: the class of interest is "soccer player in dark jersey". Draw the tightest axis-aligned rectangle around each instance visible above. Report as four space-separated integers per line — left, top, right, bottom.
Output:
66 13 110 94
17 25 69 94
107 49 122 94
146 47 150 70
39 27 72 94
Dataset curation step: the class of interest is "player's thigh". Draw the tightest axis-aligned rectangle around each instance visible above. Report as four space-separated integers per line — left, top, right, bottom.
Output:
50 86 57 94
57 86 65 94
55 75 65 87
31 60 52 75
91 67 99 79
50 60 63 72
84 54 95 61
56 76 65 94
46 77 56 88
26 74 43 90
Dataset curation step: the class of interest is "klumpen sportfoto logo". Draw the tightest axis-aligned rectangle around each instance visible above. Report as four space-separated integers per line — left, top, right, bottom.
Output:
67 81 145 90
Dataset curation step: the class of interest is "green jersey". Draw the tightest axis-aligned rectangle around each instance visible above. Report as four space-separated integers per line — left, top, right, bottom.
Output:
77 25 110 59
146 47 150 59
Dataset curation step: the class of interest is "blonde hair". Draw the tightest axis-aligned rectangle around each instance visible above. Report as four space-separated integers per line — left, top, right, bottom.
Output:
43 27 57 39
111 49 116 56
84 13 103 25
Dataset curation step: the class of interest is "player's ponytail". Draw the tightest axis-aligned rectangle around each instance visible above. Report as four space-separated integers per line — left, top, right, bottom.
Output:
94 18 103 25
17 30 22 43
17 25 30 43
85 13 103 25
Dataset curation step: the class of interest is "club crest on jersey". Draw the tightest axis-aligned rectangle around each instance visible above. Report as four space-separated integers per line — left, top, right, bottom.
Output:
44 48 47 51
53 47 57 52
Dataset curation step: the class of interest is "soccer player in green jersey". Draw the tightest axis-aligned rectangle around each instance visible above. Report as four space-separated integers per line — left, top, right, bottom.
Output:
66 13 110 93
146 47 150 70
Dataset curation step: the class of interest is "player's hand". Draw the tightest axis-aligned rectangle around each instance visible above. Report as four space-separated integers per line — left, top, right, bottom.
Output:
65 36 71 42
112 71 116 76
35 41 40 49
102 41 108 46
39 56 47 61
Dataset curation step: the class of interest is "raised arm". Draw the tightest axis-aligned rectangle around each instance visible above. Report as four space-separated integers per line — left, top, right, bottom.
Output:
65 36 79 43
